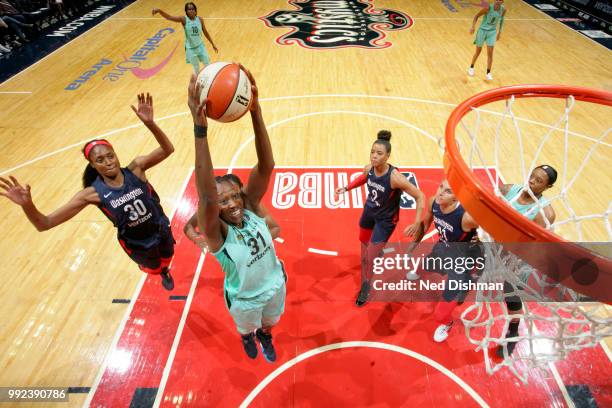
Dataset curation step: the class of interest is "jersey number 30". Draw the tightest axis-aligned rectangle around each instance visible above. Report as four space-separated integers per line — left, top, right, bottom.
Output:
124 199 148 221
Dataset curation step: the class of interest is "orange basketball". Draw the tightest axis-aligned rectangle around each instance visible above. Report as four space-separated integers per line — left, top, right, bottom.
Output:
196 62 253 123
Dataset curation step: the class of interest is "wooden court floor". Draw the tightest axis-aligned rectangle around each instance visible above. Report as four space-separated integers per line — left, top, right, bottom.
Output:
0 1 610 406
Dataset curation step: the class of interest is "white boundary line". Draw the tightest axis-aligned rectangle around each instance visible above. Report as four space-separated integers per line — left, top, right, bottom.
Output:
601 339 612 362
82 166 193 408
0 0 140 87
153 251 207 408
111 17 256 20
307 248 338 256
410 17 552 20
228 110 439 173
238 341 489 408
2 94 609 175
226 165 476 169
0 91 32 94
0 111 186 176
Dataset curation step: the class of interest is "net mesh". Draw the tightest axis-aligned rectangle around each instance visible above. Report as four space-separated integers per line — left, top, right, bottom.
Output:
447 89 612 383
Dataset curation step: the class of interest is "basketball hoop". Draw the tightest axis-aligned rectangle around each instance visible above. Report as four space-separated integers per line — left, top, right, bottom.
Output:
443 84 612 383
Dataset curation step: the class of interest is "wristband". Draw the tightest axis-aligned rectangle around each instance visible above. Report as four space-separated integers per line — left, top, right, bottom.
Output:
194 124 208 138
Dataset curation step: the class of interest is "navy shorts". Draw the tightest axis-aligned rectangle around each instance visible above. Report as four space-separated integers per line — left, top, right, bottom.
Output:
359 211 397 243
119 227 176 273
423 242 484 302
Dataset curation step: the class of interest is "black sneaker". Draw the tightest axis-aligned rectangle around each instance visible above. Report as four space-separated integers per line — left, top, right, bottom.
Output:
355 280 370 307
160 268 174 291
496 340 518 358
241 333 258 359
255 329 277 363
496 327 519 357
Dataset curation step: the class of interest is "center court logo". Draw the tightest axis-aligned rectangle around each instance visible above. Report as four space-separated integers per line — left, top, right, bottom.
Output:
260 0 412 49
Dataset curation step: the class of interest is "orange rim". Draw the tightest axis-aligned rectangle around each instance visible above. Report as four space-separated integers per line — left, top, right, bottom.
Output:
444 85 612 300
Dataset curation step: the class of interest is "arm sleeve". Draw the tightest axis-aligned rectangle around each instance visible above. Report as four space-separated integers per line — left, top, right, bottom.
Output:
346 173 367 191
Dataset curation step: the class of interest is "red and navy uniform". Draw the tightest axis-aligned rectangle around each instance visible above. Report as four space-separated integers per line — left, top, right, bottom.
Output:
432 201 475 244
359 165 402 243
427 201 481 302
92 168 175 274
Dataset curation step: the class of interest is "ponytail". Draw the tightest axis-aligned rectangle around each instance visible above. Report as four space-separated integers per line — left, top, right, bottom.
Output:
82 163 100 188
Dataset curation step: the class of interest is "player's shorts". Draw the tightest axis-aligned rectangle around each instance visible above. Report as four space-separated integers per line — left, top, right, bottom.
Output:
185 43 210 65
119 226 175 274
422 242 484 302
474 28 497 47
359 211 397 243
226 281 287 335
503 281 523 311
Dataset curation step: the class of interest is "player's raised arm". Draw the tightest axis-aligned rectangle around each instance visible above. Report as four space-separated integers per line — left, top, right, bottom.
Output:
188 75 224 252
240 65 275 209
152 8 185 24
128 93 175 173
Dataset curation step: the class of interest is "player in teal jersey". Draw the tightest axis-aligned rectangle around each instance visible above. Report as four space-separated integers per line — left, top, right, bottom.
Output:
500 165 557 228
467 0 507 80
152 2 218 73
187 66 286 362
498 165 557 357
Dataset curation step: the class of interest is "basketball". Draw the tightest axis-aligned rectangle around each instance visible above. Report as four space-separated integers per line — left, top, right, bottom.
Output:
196 62 252 123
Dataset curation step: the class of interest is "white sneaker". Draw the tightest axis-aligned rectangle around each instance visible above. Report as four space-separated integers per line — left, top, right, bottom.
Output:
406 271 420 281
434 322 453 342
486 72 493 81
467 67 474 76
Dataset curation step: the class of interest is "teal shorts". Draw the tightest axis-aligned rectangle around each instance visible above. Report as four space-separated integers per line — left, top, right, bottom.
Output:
185 43 209 66
226 281 286 335
474 28 497 47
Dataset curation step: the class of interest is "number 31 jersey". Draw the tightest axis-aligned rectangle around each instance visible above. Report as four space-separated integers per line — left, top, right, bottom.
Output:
213 209 284 300
93 167 170 249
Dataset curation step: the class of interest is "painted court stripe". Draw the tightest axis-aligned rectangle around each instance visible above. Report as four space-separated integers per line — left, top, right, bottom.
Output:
153 253 207 408
0 111 187 176
3 96 608 176
239 341 489 408
308 248 338 256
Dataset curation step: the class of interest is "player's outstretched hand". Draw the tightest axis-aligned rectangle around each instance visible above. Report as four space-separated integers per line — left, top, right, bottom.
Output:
188 74 208 127
238 63 259 112
0 176 33 207
131 93 155 125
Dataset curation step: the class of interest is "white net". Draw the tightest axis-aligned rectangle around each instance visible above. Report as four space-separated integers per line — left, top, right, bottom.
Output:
448 89 612 383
